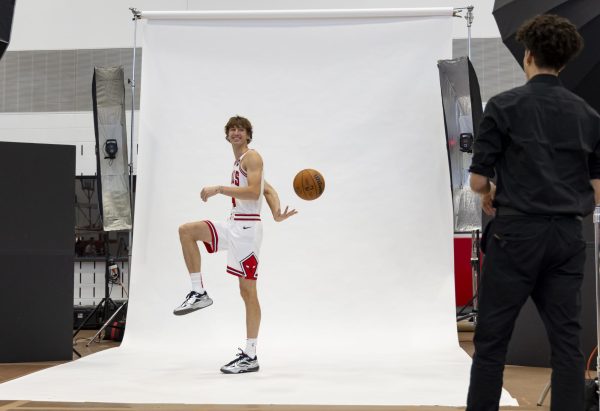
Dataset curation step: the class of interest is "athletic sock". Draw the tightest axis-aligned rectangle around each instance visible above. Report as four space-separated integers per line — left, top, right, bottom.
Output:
245 338 257 359
190 272 205 294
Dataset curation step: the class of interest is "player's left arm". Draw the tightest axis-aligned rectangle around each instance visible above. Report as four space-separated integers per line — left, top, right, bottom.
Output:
264 181 297 222
200 151 263 202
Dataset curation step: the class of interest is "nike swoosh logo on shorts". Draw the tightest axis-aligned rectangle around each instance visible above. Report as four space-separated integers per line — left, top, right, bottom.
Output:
243 226 251 229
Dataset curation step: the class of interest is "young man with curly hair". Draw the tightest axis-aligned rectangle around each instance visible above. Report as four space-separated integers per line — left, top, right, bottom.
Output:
467 14 600 410
174 116 297 374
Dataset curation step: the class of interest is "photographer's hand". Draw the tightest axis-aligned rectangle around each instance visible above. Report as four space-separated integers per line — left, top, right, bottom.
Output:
481 182 496 216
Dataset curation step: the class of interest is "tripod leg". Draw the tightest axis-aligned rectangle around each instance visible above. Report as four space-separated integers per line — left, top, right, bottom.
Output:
457 312 477 323
537 380 551 406
73 298 107 339
86 301 127 347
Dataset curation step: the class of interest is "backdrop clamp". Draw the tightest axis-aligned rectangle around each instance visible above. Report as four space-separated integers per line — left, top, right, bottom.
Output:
130 7 141 21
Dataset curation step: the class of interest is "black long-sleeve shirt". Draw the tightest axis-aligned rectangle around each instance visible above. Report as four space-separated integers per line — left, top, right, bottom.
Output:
469 74 600 216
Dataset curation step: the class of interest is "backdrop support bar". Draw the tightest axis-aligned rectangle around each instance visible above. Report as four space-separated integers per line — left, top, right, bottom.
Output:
138 8 454 20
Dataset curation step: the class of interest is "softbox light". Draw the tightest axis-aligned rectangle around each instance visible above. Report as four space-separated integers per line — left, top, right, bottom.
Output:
92 66 132 231
438 56 484 233
0 0 16 61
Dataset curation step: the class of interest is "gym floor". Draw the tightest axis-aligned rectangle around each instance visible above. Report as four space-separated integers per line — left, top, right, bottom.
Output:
0 324 561 411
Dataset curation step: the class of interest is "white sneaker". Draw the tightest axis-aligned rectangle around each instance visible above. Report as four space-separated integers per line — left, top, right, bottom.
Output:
173 291 213 316
220 349 259 374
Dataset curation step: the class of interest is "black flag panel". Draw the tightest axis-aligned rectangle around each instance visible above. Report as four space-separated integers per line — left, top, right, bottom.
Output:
0 0 16 61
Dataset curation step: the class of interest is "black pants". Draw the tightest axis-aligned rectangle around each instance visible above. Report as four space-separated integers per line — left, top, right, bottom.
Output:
466 215 586 411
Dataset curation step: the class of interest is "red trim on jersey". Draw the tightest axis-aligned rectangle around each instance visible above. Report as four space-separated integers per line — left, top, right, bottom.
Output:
233 213 261 221
240 167 248 177
202 220 218 253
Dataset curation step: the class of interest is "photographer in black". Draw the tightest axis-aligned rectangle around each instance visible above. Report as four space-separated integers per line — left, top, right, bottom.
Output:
466 14 600 411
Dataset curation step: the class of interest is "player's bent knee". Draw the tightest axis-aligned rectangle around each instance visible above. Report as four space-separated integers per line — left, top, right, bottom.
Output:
178 224 191 238
179 221 211 243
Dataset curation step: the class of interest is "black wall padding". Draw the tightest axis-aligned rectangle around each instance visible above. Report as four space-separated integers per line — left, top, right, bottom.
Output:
0 141 75 362
0 0 16 61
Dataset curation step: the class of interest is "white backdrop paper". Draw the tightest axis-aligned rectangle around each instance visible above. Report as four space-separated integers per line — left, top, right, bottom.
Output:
0 9 517 407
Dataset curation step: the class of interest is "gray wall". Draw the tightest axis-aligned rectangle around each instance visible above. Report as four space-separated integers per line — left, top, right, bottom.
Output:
0 38 525 113
0 48 141 112
453 38 525 102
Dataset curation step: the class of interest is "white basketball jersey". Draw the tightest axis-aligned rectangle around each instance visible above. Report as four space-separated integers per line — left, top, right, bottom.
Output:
230 150 263 215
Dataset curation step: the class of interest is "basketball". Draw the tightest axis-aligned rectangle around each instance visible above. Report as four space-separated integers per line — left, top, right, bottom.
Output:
293 169 325 201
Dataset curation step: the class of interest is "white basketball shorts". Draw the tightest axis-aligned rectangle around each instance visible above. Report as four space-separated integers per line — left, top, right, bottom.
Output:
202 213 263 280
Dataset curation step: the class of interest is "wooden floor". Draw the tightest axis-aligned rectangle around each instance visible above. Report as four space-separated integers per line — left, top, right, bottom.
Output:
0 324 560 411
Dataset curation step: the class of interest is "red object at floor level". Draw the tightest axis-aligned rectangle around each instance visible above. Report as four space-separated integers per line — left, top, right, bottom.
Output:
454 235 475 307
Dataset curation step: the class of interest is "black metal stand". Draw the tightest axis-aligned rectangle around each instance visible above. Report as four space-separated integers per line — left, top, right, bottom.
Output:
72 236 123 353
87 300 126 347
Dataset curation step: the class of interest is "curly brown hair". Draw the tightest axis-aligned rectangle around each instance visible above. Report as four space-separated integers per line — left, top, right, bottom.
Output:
516 14 583 71
224 115 253 143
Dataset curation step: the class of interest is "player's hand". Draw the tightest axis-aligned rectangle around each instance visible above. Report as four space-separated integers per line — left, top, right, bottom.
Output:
273 206 297 222
200 186 220 202
481 183 496 216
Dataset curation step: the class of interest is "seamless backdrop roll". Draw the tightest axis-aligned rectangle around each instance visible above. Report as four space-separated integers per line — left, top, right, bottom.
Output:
0 9 517 407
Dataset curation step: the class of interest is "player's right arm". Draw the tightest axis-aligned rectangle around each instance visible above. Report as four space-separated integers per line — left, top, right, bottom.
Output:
200 151 263 202
264 181 297 222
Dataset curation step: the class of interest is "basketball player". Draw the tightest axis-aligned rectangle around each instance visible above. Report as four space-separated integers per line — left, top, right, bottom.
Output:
174 116 297 374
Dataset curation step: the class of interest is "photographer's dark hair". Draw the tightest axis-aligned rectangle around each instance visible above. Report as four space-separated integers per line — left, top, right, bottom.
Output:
516 14 583 71
225 115 253 142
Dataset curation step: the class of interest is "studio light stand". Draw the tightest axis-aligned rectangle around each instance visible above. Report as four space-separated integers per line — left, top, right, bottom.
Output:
72 235 123 353
86 11 141 346
447 6 481 325
84 255 128 346
129 7 140 247
594 205 600 407
453 5 474 59
456 229 481 324
72 44 138 352
82 8 144 346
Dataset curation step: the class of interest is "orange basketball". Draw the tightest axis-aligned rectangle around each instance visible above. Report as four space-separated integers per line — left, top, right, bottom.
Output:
293 169 325 201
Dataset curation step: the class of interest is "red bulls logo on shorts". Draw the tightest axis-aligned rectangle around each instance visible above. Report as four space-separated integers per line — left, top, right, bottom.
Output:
241 253 259 280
